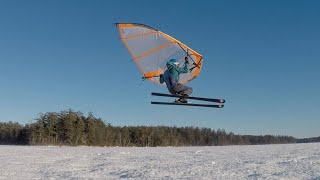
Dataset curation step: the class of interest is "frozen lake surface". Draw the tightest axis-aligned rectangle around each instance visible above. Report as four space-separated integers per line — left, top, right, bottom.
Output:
0 143 319 179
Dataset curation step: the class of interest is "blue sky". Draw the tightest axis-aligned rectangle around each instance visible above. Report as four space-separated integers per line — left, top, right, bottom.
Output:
0 0 319 138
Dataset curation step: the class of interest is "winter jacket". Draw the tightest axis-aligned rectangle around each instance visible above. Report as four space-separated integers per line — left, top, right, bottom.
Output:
160 60 189 90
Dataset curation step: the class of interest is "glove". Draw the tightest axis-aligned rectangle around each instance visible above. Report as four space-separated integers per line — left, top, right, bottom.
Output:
159 74 164 84
184 56 189 64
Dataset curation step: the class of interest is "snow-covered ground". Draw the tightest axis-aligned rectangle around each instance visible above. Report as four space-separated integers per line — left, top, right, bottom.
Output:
0 143 319 180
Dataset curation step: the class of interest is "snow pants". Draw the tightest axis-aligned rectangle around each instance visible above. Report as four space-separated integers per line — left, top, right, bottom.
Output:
169 83 193 96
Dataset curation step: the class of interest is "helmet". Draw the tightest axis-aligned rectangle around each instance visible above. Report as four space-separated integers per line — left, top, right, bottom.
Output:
168 58 179 65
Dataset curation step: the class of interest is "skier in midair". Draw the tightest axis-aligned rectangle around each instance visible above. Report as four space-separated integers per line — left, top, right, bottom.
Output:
159 57 192 103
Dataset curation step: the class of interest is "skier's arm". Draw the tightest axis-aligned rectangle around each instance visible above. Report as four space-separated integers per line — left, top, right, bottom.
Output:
177 57 189 74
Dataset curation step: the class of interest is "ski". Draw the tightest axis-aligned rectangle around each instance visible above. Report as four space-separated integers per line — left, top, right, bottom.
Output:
151 102 224 108
151 92 225 103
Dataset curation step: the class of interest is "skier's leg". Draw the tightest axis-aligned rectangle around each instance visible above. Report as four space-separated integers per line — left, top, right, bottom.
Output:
171 84 193 103
172 83 193 96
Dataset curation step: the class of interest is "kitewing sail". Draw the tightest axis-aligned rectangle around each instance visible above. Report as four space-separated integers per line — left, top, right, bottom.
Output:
115 23 202 85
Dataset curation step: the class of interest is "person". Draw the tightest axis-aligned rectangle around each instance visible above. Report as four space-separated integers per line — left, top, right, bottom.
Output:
159 57 193 103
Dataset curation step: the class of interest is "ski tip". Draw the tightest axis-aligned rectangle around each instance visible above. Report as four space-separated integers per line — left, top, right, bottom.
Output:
218 104 224 108
219 99 225 103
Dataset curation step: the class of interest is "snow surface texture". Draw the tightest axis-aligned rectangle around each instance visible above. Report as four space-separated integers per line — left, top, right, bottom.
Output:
0 143 319 180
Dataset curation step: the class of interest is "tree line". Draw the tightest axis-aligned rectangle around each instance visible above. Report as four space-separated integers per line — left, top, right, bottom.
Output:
297 136 320 143
0 109 303 146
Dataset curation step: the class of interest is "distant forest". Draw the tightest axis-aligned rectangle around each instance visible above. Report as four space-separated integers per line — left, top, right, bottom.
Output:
0 109 318 146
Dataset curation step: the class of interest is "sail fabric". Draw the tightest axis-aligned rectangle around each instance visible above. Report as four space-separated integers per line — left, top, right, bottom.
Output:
116 23 202 85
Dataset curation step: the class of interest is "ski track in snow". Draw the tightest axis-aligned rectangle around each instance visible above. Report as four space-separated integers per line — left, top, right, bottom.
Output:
0 143 319 180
